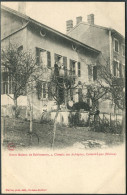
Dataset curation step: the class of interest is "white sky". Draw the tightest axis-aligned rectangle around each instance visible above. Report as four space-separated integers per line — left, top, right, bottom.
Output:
1 1 125 36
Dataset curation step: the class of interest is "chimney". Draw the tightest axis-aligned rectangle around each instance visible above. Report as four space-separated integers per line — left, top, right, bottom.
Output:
66 20 73 33
87 14 94 25
76 16 82 25
18 2 26 14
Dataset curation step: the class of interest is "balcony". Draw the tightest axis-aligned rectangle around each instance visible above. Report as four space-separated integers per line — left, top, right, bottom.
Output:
50 67 77 79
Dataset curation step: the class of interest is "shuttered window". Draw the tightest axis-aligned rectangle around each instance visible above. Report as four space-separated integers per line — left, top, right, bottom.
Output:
119 63 122 78
36 48 40 65
114 39 119 52
43 83 46 98
47 51 51 68
113 61 118 77
63 56 67 75
48 82 53 100
70 60 76 76
88 65 92 81
93 66 97 81
78 62 81 77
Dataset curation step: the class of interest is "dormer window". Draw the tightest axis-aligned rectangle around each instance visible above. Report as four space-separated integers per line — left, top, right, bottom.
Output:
114 39 119 53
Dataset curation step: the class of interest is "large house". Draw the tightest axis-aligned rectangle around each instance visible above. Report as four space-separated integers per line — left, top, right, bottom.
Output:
67 14 125 113
67 14 125 78
1 4 101 120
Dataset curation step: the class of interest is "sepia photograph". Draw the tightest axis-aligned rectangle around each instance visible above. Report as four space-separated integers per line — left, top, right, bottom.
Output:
1 1 126 194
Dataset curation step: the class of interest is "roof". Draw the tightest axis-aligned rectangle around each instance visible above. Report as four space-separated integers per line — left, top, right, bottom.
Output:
1 5 100 54
67 21 125 39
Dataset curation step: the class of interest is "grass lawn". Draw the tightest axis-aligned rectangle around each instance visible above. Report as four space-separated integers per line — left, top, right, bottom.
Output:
2 117 124 150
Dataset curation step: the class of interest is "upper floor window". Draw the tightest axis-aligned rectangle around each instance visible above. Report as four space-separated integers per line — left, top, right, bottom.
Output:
70 60 76 76
88 65 97 81
78 62 81 77
122 44 125 56
113 60 122 77
114 39 119 53
36 48 51 68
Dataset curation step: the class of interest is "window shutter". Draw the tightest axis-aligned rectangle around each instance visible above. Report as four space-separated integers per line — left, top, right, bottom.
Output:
36 48 40 65
88 65 92 81
119 63 122 78
70 60 72 75
78 62 81 77
47 51 51 68
63 56 67 75
93 66 97 81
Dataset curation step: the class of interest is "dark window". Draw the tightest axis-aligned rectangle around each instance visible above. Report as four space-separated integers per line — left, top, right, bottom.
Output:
78 62 81 77
93 66 97 81
1 72 14 94
43 83 46 98
47 51 51 68
48 82 52 100
119 63 122 78
70 60 76 76
63 56 67 75
113 61 118 76
88 65 92 81
114 39 119 52
36 48 40 65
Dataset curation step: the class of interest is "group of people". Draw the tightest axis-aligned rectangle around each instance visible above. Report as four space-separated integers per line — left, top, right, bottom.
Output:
54 62 64 76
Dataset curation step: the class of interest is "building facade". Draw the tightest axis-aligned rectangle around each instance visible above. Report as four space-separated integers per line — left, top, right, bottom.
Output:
1 5 100 120
67 14 125 113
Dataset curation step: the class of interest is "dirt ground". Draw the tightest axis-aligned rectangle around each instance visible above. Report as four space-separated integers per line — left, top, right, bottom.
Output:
2 117 124 150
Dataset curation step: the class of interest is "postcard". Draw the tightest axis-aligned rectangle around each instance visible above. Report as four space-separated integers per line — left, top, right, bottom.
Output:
1 1 125 194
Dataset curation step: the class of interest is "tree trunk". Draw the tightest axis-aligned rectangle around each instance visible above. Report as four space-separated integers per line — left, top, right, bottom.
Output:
51 105 60 149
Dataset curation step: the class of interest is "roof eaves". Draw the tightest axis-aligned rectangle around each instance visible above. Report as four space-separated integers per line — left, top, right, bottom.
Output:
67 21 124 39
1 4 30 20
28 18 100 54
1 5 100 54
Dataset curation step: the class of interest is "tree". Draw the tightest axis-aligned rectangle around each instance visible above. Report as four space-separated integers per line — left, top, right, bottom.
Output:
1 44 41 126
44 65 78 148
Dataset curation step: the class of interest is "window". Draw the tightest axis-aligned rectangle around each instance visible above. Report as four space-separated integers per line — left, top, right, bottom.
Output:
48 82 53 100
63 56 67 75
54 53 62 66
70 60 76 76
114 39 119 52
119 63 122 78
54 54 68 76
36 48 51 68
88 65 93 81
93 66 97 81
42 83 46 98
122 44 125 56
1 72 13 94
88 65 97 81
78 62 81 77
113 60 120 77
